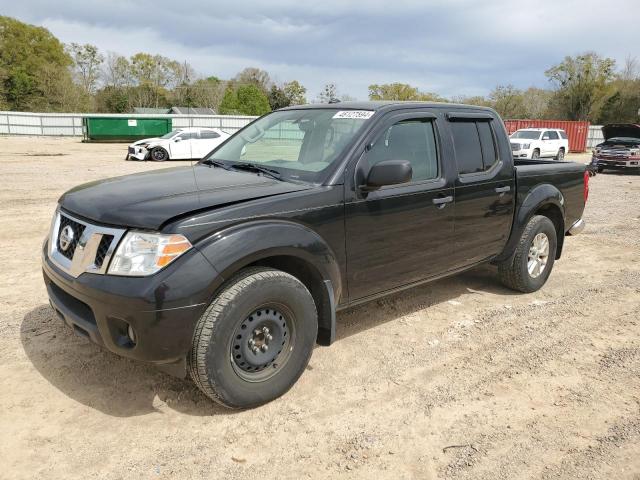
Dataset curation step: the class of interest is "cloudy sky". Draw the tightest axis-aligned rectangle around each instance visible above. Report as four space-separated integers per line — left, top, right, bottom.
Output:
3 0 639 99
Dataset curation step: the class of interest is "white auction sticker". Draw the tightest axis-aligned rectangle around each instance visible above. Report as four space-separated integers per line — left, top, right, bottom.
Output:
332 110 375 120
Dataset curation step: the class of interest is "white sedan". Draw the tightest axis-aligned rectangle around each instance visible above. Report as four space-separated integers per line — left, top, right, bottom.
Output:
127 127 231 161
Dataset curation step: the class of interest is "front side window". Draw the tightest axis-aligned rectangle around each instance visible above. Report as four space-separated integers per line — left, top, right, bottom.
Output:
367 120 438 182
178 132 197 140
206 109 373 182
161 129 183 139
559 130 568 139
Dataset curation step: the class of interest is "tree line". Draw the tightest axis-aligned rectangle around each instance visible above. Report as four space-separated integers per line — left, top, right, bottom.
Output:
1 15 638 123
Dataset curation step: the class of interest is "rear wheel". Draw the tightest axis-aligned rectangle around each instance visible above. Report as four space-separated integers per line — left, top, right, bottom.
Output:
189 268 318 409
531 149 540 160
150 146 169 161
498 215 557 293
596 166 604 173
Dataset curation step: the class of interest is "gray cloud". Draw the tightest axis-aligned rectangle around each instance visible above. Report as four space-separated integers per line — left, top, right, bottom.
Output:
3 0 639 99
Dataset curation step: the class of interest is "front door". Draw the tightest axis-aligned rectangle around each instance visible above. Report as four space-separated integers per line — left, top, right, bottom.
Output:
170 131 196 159
345 112 455 300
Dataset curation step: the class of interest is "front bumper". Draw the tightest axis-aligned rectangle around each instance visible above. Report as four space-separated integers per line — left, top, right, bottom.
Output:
126 146 149 161
42 240 223 377
593 157 640 170
512 149 533 159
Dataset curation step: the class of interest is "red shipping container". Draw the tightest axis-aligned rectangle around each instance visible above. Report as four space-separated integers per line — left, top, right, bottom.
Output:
503 119 590 153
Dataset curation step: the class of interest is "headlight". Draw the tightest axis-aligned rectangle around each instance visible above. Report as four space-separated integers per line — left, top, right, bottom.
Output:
108 232 192 276
522 143 530 149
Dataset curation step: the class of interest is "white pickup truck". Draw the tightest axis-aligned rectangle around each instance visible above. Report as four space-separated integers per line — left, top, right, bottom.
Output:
510 128 569 160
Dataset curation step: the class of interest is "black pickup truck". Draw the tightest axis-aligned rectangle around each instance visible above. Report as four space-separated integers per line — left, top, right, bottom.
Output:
42 102 588 408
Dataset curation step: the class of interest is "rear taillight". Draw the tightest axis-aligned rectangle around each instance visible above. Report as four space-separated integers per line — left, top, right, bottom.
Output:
583 170 589 203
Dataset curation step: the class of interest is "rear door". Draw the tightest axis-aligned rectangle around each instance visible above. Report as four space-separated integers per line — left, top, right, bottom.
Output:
546 130 560 156
198 129 223 158
447 112 515 267
345 110 456 300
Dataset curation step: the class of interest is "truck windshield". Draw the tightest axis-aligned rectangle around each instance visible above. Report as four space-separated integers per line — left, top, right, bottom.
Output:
511 130 541 140
203 109 373 182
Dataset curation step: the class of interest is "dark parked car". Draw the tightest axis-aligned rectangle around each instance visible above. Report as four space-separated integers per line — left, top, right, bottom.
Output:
42 102 588 408
591 124 640 173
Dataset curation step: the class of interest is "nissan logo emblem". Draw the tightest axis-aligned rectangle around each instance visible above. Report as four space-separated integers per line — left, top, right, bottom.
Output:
59 225 75 252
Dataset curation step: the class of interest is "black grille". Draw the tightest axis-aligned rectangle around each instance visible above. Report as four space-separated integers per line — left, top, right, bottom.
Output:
57 215 85 260
511 143 520 151
94 235 114 268
128 146 135 154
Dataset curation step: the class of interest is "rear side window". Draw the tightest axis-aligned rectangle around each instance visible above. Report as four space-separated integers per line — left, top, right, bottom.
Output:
477 122 498 171
546 131 559 140
200 130 220 139
451 122 483 174
451 120 499 175
559 130 568 139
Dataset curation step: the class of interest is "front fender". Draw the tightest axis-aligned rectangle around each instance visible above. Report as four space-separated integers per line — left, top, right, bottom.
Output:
495 183 566 262
194 219 342 303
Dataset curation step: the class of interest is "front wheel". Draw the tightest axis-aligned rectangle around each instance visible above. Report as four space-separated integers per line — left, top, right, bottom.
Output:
150 146 169 161
189 268 318 409
498 215 557 293
531 149 540 160
555 149 565 161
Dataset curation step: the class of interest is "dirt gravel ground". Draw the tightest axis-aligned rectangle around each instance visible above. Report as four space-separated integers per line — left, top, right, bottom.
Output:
0 136 638 480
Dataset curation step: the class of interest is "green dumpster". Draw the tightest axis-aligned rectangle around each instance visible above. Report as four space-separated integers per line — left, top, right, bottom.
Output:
83 117 172 142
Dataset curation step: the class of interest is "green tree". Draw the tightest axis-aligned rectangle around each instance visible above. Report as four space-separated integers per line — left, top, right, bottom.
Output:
369 82 445 102
219 84 239 114
488 84 527 119
234 67 272 94
283 80 307 105
0 15 74 111
545 52 616 121
268 84 290 110
235 84 271 115
68 43 104 94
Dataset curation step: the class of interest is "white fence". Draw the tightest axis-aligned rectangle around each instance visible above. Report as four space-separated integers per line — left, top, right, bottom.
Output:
587 125 604 149
0 111 257 137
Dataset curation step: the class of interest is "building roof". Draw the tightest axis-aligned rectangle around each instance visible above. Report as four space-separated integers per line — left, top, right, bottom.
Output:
132 107 171 114
169 106 217 115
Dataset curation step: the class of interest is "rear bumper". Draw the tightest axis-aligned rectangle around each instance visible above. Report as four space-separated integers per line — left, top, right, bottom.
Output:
42 240 222 377
567 218 585 236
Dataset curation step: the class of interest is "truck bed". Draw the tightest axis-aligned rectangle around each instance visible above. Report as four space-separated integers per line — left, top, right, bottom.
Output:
513 158 586 235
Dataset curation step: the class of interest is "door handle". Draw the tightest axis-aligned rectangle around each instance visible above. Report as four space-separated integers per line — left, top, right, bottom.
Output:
495 186 511 194
432 195 453 207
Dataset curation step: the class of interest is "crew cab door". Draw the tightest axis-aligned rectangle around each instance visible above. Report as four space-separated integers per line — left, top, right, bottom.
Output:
345 111 455 300
447 112 515 267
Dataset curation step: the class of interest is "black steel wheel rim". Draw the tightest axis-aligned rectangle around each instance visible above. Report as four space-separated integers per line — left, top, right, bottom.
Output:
230 304 295 382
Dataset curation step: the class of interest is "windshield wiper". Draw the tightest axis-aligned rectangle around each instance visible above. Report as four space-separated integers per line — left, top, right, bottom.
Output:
230 163 283 180
200 158 233 170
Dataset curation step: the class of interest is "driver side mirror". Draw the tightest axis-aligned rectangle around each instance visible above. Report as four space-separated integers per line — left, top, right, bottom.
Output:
174 137 182 142
542 135 550 141
362 160 412 190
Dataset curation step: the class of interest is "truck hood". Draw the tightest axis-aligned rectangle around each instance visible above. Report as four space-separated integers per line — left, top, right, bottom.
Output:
602 124 640 141
59 165 312 229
